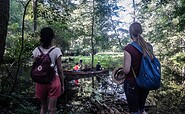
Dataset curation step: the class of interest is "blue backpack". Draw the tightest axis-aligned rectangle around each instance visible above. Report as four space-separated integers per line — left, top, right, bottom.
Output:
131 42 161 90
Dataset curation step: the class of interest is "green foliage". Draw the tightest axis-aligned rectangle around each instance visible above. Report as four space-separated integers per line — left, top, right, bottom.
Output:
172 0 185 31
4 35 39 63
0 64 38 113
8 0 128 57
9 0 23 25
66 53 123 70
154 83 185 114
171 52 185 66
0 89 38 114
137 1 185 113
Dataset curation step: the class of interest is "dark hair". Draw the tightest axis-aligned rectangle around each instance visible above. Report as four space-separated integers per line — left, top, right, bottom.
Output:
129 22 153 59
129 22 142 38
40 27 54 48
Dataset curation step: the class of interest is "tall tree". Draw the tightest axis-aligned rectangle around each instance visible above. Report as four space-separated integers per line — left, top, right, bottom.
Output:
33 0 38 31
133 0 136 22
0 0 9 63
91 0 95 68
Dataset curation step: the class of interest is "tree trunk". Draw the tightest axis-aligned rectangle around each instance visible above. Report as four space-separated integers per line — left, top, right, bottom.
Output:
181 38 185 84
0 0 9 63
91 0 95 88
132 0 136 22
33 0 38 31
91 0 95 69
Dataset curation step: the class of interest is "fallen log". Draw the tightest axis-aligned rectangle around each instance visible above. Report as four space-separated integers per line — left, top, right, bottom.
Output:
63 69 109 81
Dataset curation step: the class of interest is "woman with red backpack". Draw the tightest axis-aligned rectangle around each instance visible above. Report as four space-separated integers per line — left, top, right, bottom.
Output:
32 27 64 114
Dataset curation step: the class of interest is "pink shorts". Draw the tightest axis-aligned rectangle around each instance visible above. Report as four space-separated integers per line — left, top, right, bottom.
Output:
35 76 61 99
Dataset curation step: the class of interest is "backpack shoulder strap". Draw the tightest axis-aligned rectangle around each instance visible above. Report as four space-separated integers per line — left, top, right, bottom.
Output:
48 47 56 66
38 46 44 54
47 47 55 54
130 42 143 53
38 46 55 55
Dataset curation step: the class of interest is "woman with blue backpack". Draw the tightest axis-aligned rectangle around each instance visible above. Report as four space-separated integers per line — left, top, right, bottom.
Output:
31 27 65 114
122 22 158 114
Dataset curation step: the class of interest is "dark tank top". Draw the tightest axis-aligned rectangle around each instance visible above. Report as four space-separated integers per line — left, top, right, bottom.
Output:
124 42 142 84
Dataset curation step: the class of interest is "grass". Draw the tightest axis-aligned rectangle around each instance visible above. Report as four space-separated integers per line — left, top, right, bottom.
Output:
62 54 124 70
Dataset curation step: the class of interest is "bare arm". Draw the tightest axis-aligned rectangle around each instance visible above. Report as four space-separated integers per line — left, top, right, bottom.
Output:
56 56 64 92
123 50 131 74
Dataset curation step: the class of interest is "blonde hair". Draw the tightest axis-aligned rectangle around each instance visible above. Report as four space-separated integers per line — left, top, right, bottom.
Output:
129 22 153 59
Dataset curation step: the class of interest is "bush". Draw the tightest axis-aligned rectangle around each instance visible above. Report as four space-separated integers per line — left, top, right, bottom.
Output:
154 83 185 114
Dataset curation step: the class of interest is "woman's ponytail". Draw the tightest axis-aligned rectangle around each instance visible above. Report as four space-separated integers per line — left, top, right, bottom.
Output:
129 22 154 60
137 35 153 59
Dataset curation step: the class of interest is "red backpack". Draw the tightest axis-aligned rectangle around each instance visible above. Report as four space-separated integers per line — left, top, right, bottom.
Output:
30 47 56 84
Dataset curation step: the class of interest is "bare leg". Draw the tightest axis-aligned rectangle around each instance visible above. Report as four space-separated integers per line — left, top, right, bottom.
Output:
40 98 48 114
48 98 57 114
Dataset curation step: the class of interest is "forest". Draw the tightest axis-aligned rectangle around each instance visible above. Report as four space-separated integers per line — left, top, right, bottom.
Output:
0 0 185 114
